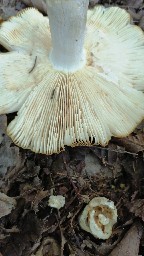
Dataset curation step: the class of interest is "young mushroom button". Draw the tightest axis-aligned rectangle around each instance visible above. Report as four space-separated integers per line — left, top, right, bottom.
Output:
0 0 144 155
79 197 117 240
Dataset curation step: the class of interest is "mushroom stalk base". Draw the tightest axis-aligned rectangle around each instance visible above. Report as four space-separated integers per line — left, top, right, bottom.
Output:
45 0 89 72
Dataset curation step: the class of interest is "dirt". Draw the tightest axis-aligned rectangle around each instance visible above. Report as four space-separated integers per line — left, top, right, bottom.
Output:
0 1 144 256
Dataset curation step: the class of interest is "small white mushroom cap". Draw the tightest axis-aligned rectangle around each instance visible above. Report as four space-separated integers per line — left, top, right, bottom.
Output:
48 195 65 210
79 197 117 240
0 6 144 154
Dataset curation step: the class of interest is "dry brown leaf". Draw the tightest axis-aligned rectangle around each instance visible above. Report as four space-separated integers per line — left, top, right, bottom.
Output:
128 9 142 21
89 0 100 7
0 0 25 20
22 0 46 12
0 144 20 177
0 192 16 218
113 134 144 153
32 237 60 256
130 199 144 221
32 190 49 212
127 0 143 8
139 15 144 30
0 115 23 183
109 222 143 256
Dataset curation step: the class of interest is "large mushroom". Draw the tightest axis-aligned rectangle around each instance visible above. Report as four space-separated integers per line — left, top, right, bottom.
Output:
0 0 144 155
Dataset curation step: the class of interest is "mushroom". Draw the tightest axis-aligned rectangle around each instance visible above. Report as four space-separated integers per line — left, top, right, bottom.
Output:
79 197 117 240
48 195 65 210
0 0 144 155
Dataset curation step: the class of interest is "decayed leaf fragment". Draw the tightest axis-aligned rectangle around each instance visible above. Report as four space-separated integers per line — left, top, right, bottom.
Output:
130 199 144 221
0 192 16 218
0 0 144 155
31 237 60 256
110 222 143 256
22 0 46 12
113 133 144 153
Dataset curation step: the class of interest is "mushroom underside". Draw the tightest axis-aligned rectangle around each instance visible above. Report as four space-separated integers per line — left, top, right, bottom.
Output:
0 6 143 154
7 68 144 154
0 52 36 114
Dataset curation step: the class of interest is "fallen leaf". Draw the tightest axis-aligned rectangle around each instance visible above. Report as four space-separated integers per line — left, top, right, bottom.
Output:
0 0 25 20
127 0 143 8
139 15 144 30
32 237 60 256
0 192 16 218
109 222 143 256
113 134 144 153
32 190 49 212
130 199 144 221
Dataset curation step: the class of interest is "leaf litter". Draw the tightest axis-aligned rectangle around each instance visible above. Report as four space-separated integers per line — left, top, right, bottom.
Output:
0 1 144 256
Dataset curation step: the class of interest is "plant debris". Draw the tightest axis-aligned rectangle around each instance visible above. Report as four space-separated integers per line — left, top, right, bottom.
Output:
0 192 16 218
109 222 143 256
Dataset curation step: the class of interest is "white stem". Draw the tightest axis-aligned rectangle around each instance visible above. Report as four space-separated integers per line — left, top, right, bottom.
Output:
45 0 89 72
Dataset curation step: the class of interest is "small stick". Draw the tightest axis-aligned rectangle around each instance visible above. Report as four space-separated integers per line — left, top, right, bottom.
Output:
56 211 66 256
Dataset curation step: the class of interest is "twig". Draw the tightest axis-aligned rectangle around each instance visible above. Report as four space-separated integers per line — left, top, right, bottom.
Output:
56 211 66 256
92 146 138 156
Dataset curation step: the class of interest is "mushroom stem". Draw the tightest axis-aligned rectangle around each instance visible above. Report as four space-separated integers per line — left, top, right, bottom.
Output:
45 0 89 72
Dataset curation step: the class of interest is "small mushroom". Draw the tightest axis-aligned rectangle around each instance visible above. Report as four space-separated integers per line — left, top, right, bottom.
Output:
48 195 65 210
79 197 117 239
0 0 144 155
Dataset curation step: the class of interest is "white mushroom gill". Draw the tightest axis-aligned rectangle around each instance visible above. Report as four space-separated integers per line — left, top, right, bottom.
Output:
0 0 144 154
79 197 117 240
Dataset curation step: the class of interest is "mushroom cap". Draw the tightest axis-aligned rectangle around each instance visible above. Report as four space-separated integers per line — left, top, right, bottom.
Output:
0 8 51 114
0 6 144 154
48 195 65 210
79 197 117 240
86 6 144 91
0 52 36 114
0 8 51 52
7 67 144 154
